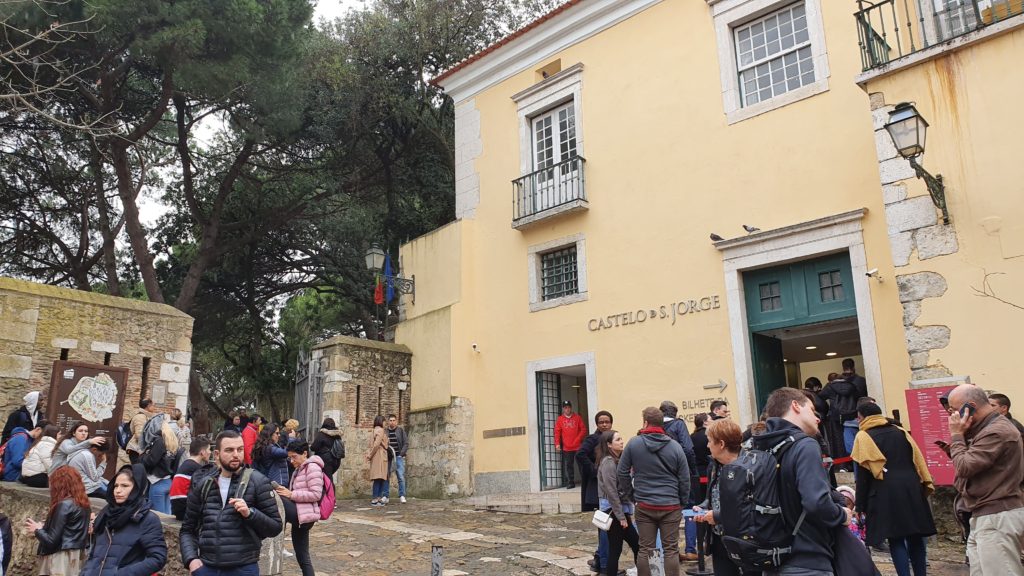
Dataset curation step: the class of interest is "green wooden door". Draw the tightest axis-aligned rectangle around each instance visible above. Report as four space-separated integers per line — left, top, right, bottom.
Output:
744 253 857 332
752 333 786 414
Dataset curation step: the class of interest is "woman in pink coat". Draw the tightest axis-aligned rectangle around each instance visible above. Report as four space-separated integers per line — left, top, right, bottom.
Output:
274 439 323 576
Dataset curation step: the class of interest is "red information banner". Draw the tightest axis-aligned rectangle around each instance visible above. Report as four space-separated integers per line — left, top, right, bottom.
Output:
905 385 957 486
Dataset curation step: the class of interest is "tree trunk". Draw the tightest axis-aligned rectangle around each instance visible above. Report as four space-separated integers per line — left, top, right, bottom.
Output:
188 369 211 435
90 144 121 296
110 141 164 304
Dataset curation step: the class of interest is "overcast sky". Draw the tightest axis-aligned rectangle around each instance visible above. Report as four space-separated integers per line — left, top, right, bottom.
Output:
313 0 364 23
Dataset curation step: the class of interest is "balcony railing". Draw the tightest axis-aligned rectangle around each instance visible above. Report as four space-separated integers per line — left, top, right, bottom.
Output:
855 0 1024 71
512 155 587 226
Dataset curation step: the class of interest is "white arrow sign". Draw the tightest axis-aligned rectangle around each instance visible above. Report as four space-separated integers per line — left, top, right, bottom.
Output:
703 379 728 393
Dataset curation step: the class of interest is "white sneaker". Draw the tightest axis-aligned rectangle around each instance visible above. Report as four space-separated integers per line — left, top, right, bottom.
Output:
400 496 407 503
381 496 389 504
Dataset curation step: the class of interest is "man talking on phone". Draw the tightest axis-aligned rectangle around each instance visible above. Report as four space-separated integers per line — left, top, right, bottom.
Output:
947 384 1024 575
180 430 282 575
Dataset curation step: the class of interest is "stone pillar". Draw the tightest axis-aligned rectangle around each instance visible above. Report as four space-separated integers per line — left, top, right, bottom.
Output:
870 94 959 380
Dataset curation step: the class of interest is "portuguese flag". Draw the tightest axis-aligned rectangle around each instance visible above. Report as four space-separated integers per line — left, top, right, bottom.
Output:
373 273 384 305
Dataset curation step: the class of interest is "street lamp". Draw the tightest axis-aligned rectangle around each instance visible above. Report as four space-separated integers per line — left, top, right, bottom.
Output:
364 244 385 272
884 102 950 224
364 244 416 304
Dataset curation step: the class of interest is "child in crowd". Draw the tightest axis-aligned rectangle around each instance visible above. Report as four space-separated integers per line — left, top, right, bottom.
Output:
837 485 865 541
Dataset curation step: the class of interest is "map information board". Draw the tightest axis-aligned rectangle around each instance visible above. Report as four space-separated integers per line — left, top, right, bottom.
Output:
46 361 129 480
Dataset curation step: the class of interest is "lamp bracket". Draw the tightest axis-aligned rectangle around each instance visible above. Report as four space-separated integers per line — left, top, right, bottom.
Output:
908 156 950 225
386 274 416 304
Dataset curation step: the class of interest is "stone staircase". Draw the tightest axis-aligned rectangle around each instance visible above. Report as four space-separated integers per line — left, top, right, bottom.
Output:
459 487 583 514
461 472 857 515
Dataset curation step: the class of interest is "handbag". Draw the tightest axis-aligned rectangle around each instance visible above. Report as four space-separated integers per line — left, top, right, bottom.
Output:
592 509 613 531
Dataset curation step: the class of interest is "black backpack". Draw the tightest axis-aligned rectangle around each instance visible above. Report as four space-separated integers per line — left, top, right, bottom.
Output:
116 420 132 450
718 432 809 572
330 437 345 460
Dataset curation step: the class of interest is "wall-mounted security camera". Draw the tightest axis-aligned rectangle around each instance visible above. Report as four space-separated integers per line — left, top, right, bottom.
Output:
471 343 480 353
865 268 883 282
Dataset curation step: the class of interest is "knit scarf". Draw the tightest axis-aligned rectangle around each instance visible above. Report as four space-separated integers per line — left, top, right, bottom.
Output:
851 415 934 495
638 426 665 435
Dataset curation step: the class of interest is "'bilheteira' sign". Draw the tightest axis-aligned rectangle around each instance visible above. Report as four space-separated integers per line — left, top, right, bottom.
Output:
588 295 721 331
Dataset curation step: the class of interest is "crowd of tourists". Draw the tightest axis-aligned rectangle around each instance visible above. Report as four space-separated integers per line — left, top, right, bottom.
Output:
0 361 1020 576
566 360 1023 576
0 391 412 576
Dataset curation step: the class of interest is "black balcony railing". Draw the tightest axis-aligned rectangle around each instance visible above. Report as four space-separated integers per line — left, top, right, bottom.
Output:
512 155 586 223
855 0 1023 71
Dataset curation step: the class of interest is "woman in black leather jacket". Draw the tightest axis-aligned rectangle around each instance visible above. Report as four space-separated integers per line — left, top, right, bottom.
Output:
81 464 167 576
24 466 91 575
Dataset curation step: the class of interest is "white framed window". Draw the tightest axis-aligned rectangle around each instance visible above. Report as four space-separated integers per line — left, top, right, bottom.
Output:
513 63 584 181
528 233 588 312
711 0 830 124
735 3 815 107
532 102 577 172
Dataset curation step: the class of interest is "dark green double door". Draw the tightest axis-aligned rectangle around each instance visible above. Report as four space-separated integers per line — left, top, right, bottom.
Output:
744 253 858 412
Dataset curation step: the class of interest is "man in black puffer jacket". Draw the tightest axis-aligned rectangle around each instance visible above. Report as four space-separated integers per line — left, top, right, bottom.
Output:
180 430 282 575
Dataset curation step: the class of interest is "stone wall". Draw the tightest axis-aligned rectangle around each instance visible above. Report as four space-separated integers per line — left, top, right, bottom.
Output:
405 397 474 498
313 336 412 498
0 278 194 419
869 96 959 381
312 336 476 499
0 482 285 575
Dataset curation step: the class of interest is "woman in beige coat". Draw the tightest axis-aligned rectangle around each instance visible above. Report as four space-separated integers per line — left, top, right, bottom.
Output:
366 415 389 506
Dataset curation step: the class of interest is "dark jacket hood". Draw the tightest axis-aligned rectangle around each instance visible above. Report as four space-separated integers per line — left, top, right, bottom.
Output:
828 378 857 396
639 432 673 453
320 428 343 438
752 418 805 450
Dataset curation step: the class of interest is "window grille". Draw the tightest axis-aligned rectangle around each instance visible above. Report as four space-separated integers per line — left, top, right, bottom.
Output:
541 247 579 301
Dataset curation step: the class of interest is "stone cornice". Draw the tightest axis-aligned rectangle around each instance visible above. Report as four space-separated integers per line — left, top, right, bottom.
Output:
714 208 868 252
436 0 663 103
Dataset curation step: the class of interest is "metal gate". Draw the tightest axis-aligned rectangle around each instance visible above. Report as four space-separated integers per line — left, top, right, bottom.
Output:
536 372 563 490
293 349 325 437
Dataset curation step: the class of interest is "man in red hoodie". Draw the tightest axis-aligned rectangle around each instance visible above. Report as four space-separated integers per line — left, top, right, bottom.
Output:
554 400 586 489
241 414 262 465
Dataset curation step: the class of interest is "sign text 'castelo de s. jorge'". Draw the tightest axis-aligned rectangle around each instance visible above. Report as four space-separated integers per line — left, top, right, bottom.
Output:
588 295 721 332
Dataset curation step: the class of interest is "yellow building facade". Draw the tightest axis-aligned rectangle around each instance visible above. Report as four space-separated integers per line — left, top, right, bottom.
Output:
397 0 1024 495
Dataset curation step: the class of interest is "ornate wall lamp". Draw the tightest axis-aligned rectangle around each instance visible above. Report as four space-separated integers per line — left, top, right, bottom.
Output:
884 103 950 224
364 244 416 303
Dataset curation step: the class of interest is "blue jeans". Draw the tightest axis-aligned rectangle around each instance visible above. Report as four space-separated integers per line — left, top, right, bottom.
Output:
150 478 171 514
596 528 609 568
389 455 406 497
194 563 259 576
843 421 859 472
684 516 697 554
843 421 858 455
889 535 927 576
372 478 387 499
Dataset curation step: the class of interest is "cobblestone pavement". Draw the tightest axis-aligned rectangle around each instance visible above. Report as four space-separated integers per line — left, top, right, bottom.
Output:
283 498 971 576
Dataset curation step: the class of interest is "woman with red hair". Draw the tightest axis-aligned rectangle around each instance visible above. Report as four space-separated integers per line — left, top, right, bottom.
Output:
24 466 91 575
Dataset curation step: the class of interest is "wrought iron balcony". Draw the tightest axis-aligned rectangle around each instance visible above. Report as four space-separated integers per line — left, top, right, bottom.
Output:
512 155 587 228
855 0 1023 72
